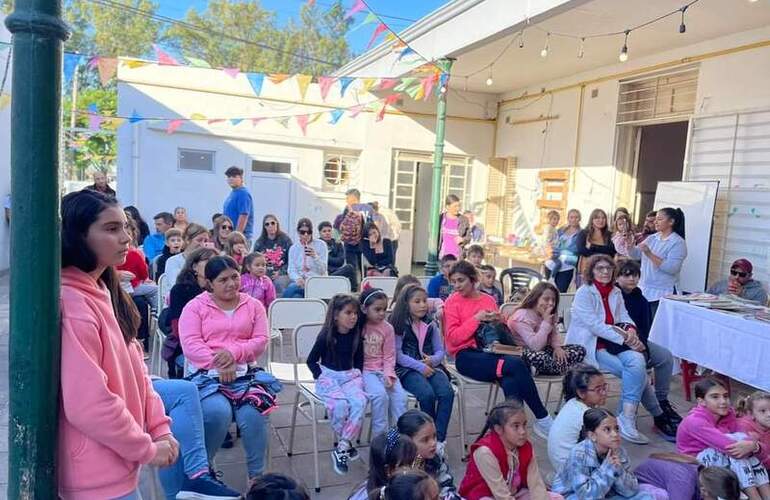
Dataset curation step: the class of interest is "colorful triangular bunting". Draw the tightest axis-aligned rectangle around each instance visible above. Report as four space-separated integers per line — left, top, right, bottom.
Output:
97 58 118 86
166 119 183 134
295 74 313 101
153 45 179 66
222 67 240 78
318 76 336 101
268 73 291 85
367 23 388 49
296 114 309 136
344 0 366 19
329 109 344 124
186 57 211 68
339 77 354 98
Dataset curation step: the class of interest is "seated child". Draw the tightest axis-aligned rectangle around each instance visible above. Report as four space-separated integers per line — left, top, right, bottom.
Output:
224 230 249 266
349 429 417 500
633 453 701 500
698 466 741 500
736 391 770 470
380 469 440 500
240 252 276 310
246 473 310 500
428 254 456 301
478 264 504 307
676 378 770 500
155 227 185 279
459 399 562 500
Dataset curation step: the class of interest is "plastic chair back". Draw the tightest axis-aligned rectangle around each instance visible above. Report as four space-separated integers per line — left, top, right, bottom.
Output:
157 273 171 311
360 276 399 298
500 267 543 301
268 298 327 331
305 275 351 300
294 322 324 382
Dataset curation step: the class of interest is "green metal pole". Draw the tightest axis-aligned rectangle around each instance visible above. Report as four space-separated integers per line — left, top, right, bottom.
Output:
424 58 454 276
5 1 69 498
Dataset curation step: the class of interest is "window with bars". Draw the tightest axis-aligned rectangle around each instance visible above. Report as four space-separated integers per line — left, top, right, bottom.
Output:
322 153 359 192
685 108 770 286
617 67 698 125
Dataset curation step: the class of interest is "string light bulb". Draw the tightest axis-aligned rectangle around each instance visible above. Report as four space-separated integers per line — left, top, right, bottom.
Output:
619 30 629 62
541 33 550 58
679 5 688 33
440 86 447 94
577 37 585 59
485 66 493 86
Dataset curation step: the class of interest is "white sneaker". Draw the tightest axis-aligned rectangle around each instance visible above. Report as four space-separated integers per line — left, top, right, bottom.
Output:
618 414 650 444
533 416 553 440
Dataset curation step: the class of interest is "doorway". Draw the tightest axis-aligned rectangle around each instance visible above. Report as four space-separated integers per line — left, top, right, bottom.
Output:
633 122 688 224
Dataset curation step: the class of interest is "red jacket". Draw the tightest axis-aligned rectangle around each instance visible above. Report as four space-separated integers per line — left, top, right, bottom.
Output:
459 431 532 500
117 248 149 288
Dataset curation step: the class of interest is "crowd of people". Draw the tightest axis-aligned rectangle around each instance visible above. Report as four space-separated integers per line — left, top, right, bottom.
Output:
54 169 770 500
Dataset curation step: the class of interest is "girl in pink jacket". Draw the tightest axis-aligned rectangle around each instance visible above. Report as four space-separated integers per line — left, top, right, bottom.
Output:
737 391 770 470
59 190 177 500
506 282 585 375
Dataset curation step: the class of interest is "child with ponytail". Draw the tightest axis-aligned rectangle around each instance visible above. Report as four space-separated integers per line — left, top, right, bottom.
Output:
459 399 561 500
736 391 770 469
349 429 417 500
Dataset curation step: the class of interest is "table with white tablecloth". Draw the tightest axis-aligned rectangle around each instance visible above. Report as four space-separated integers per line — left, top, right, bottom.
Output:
649 298 770 392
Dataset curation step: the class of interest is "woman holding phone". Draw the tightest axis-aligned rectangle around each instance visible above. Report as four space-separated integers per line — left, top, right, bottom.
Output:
283 218 328 298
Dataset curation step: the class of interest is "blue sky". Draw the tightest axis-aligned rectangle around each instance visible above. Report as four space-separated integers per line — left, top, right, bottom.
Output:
157 0 449 56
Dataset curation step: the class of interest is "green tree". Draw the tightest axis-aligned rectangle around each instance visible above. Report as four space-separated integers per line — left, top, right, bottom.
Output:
62 86 117 180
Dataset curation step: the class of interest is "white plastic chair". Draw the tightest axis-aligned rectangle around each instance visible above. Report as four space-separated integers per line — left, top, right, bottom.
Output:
267 298 327 361
499 302 517 318
150 274 171 376
286 322 328 493
305 275 351 300
360 276 398 298
157 273 172 312
558 292 575 333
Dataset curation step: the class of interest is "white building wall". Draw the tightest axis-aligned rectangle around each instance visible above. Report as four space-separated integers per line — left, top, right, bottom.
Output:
117 64 496 268
494 26 770 241
0 15 12 271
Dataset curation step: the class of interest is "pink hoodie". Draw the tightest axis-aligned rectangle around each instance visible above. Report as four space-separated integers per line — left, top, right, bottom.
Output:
676 404 740 456
507 308 559 351
737 416 770 468
59 267 171 500
179 292 268 370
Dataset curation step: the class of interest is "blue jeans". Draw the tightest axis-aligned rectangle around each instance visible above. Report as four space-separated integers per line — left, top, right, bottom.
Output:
596 349 662 416
282 282 305 298
201 392 268 478
400 369 454 442
152 379 210 500
363 371 409 436
647 341 673 402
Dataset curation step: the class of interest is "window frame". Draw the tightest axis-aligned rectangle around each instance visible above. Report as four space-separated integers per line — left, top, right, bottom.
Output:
177 148 216 173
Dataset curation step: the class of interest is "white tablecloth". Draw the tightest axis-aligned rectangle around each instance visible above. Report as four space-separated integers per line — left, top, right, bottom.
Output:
649 298 770 391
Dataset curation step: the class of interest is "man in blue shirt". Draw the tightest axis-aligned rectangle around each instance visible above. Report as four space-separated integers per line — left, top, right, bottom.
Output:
143 211 174 263
223 166 254 242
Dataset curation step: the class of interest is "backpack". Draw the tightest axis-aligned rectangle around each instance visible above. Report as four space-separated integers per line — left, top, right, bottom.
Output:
339 209 363 245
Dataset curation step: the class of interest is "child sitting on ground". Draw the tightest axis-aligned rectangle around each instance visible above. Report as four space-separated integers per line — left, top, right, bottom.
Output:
306 294 367 475
428 254 456 301
698 466 741 500
398 409 460 500
478 264 504 307
465 244 485 268
459 399 562 500
676 378 770 500
224 230 249 266
349 429 417 500
240 252 276 311
737 391 770 470
380 469 440 500
246 473 310 500
359 288 408 437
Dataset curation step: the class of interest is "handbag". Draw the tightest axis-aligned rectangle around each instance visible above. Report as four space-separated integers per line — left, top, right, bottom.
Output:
474 320 517 350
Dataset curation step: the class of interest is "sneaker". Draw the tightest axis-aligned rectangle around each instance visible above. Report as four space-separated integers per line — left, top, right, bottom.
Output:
176 473 241 499
653 415 678 443
532 416 553 440
348 446 360 461
618 414 650 445
331 448 349 475
659 400 683 424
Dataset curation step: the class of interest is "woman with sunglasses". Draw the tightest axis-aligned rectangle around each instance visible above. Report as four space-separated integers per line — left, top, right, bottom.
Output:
254 214 293 295
708 258 767 305
283 218 328 298
212 215 234 252
565 255 650 445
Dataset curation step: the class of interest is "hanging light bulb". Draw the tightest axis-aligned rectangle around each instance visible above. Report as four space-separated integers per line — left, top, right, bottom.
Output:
679 5 688 33
619 30 629 62
440 86 447 94
519 30 525 49
540 33 550 58
485 66 493 86
577 37 585 59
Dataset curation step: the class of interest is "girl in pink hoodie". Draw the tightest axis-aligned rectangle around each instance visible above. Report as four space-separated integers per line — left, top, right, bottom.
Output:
59 190 176 500
676 378 769 500
737 391 770 470
506 282 586 376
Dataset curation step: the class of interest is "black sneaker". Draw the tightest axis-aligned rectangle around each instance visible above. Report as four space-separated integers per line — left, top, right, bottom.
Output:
348 446 360 461
659 400 683 424
176 473 241 499
653 415 678 443
331 448 349 475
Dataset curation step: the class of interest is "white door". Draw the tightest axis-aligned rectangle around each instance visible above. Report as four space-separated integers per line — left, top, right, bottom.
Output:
250 175 293 231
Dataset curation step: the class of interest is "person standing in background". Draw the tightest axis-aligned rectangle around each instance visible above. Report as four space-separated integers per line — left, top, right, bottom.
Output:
438 194 470 259
86 171 117 198
334 189 370 283
380 204 403 261
222 166 254 244
635 211 657 245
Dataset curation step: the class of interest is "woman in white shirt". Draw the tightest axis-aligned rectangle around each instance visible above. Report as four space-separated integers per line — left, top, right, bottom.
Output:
629 207 687 316
283 218 328 298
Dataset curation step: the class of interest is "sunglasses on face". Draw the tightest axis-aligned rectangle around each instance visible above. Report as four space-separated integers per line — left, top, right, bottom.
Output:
298 229 312 235
264 221 276 227
730 269 748 278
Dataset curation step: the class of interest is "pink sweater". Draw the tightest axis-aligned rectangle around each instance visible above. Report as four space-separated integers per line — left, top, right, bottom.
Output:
362 320 398 380
507 308 559 351
737 416 770 468
676 405 740 456
59 267 171 500
444 292 498 356
240 273 276 310
179 292 268 370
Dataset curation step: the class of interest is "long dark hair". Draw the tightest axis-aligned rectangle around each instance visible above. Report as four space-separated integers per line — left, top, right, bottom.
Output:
246 473 310 500
62 190 140 344
176 247 219 287
204 255 240 282
212 214 234 251
516 281 560 316
585 208 611 245
476 399 526 444
320 294 361 366
563 364 604 402
257 213 288 245
699 466 740 500
579 407 614 441
397 409 434 438
391 275 421 308
694 377 727 400
390 284 428 337
124 205 150 245
374 469 437 500
366 430 418 493
658 207 686 239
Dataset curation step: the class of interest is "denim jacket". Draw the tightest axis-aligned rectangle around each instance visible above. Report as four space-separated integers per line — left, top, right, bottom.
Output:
552 439 640 499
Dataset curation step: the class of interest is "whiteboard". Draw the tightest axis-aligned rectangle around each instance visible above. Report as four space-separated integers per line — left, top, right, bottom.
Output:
653 181 719 293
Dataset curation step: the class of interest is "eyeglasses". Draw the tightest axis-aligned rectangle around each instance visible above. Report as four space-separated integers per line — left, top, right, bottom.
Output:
298 230 312 235
264 221 276 227
730 269 748 278
586 384 609 394
221 225 233 230
594 265 614 273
